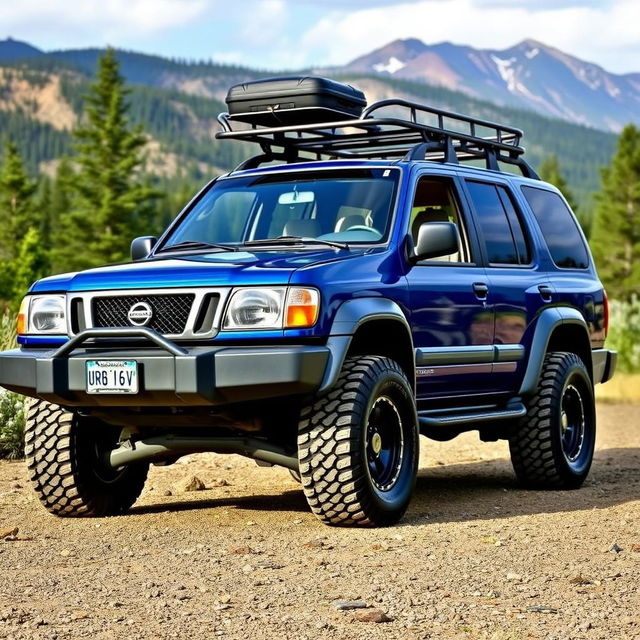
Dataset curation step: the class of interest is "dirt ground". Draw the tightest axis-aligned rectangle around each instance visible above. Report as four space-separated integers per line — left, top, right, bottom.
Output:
1 403 639 640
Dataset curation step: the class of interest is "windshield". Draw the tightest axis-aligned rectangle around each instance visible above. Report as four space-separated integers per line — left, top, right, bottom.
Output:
161 168 400 250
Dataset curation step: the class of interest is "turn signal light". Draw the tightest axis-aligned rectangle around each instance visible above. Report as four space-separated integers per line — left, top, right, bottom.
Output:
17 297 29 336
285 288 319 328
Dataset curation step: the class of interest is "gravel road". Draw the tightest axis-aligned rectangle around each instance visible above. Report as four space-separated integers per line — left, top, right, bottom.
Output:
1 403 639 640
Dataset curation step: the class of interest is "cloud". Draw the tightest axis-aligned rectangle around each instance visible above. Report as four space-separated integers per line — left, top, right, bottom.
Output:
299 0 640 73
1 0 635 75
291 0 430 5
0 0 208 43
472 0 604 8
240 0 288 47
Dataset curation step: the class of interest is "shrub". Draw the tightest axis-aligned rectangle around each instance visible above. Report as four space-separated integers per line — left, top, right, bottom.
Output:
0 310 26 459
606 297 640 373
0 310 16 351
0 389 26 459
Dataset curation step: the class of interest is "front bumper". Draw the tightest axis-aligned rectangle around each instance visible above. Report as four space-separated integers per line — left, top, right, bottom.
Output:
0 328 330 407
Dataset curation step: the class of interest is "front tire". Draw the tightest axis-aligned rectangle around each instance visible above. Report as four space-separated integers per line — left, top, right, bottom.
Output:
25 400 148 517
509 352 595 489
298 356 418 527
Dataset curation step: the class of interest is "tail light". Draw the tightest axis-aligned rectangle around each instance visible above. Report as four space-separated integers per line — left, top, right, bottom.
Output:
603 289 609 339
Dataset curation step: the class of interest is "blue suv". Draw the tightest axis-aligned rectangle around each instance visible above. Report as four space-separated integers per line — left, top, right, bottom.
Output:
0 77 616 526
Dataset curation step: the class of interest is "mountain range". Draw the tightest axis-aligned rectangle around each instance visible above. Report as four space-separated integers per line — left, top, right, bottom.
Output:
0 36 631 212
345 38 640 133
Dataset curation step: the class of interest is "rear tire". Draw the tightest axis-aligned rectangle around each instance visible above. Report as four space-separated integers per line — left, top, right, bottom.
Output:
25 399 148 517
509 352 595 489
298 356 418 527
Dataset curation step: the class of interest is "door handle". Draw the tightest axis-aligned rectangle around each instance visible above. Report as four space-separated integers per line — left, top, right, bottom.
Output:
538 285 553 302
473 282 489 299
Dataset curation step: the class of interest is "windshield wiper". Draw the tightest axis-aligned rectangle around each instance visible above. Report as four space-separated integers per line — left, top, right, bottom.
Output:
158 240 239 253
242 236 349 250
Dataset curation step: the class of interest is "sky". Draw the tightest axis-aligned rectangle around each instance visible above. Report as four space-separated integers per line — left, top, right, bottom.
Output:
2 0 639 74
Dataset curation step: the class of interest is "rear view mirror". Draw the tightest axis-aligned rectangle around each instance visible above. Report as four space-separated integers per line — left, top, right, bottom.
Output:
411 222 459 262
131 236 157 261
278 191 315 205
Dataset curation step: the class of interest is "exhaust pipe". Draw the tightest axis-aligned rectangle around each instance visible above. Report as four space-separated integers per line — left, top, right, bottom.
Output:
109 435 299 471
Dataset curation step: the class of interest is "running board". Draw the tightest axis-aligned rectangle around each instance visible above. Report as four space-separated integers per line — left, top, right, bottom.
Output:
418 401 526 429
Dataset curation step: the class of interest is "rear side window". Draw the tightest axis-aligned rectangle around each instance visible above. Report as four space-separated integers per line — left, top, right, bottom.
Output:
521 186 589 269
465 181 530 265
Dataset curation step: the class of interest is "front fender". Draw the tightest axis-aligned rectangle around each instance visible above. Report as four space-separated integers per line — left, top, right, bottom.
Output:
319 298 413 393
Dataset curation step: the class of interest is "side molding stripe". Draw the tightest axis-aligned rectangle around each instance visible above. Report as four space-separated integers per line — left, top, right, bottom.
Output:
416 362 517 377
415 344 525 366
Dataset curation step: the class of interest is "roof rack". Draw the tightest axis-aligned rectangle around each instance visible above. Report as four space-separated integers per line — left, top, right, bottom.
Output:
215 98 540 179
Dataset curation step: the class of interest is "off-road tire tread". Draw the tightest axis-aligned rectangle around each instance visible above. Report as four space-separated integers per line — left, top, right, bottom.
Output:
509 351 593 490
25 399 148 517
298 356 415 527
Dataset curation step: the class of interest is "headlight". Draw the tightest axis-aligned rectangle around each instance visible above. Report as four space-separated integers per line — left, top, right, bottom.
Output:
223 287 320 330
223 288 285 329
19 295 67 335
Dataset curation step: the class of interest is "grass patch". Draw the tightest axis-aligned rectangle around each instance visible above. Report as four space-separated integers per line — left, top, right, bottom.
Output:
596 373 640 403
0 311 16 351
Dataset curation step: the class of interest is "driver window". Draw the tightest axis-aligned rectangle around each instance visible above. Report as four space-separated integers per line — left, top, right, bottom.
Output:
410 177 469 263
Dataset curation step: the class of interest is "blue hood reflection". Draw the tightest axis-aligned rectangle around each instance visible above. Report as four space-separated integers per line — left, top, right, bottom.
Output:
30 249 368 292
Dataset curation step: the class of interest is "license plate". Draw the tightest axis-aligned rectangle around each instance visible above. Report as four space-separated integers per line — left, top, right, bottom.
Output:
86 360 138 394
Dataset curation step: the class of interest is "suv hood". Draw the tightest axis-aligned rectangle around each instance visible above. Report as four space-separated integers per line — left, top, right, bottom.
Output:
30 249 366 293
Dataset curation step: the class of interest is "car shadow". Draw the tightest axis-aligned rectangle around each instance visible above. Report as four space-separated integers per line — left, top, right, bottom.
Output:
132 488 309 516
405 446 640 525
131 447 640 523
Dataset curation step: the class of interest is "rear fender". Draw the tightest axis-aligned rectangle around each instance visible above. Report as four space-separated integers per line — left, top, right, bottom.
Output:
519 307 590 396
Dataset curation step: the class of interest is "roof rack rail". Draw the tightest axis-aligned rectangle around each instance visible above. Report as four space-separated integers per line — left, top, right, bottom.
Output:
215 98 540 179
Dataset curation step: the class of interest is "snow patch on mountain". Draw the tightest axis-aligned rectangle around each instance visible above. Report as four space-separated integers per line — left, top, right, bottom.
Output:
525 47 539 60
578 67 601 91
491 55 518 92
373 56 406 74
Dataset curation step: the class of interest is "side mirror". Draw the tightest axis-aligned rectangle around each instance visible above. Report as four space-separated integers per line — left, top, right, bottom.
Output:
411 222 459 262
131 236 157 261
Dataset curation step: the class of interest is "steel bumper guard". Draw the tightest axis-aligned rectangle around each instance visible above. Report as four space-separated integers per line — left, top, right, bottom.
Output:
0 328 329 407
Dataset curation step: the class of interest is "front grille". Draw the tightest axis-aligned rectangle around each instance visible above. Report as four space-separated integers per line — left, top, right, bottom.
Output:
93 294 196 335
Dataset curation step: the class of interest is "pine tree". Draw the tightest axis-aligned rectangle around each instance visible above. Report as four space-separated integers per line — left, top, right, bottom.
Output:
50 157 75 221
0 140 37 256
35 175 53 251
56 48 159 271
0 142 46 310
591 125 640 302
538 155 578 212
48 158 79 273
10 227 48 309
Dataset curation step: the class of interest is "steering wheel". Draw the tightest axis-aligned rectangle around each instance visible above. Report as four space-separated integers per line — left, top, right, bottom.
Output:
344 225 381 235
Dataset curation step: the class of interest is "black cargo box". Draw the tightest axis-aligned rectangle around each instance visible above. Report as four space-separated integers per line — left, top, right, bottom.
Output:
225 76 367 127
